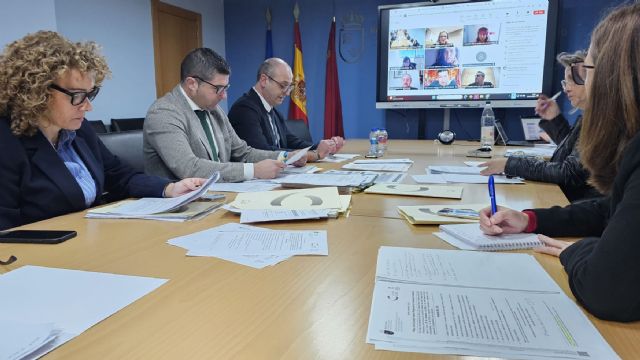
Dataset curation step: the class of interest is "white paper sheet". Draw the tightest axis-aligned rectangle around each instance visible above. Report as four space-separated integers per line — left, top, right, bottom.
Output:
428 165 485 175
0 322 60 360
285 146 311 165
239 209 330 223
0 266 167 360
318 153 360 163
411 174 448 184
208 182 280 193
342 162 411 172
367 247 620 360
324 170 407 184
440 174 524 184
272 173 377 187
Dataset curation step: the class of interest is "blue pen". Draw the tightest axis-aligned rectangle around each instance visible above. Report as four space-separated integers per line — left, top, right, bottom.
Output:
488 175 497 215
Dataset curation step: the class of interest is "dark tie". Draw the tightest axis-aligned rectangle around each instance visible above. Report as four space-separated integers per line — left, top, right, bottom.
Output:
268 109 281 147
195 110 219 161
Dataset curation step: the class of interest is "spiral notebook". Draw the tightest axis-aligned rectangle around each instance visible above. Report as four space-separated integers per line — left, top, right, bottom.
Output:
435 223 543 251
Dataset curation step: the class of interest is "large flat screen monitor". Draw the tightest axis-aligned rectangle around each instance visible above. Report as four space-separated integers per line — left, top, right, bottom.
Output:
376 0 558 109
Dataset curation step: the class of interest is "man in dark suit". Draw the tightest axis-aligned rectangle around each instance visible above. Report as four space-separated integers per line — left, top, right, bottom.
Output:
466 71 494 88
228 58 344 162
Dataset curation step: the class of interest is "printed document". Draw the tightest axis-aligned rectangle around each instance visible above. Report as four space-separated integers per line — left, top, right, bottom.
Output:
230 187 341 210
398 203 486 225
367 247 620 359
324 170 407 184
343 162 411 172
365 183 463 199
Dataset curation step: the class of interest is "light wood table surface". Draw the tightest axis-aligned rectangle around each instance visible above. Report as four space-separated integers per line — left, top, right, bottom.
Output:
2 140 638 359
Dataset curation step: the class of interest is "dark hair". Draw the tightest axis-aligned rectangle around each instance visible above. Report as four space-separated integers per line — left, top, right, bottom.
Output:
434 47 458 67
579 3 640 193
476 27 489 42
180 48 230 82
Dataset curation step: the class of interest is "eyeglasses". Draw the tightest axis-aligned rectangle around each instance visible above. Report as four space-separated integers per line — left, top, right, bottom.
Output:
570 62 587 85
192 76 230 95
561 80 568 89
49 84 100 106
265 74 294 93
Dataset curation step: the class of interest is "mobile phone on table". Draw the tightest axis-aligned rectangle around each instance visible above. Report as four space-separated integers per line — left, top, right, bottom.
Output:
436 208 480 220
0 230 77 244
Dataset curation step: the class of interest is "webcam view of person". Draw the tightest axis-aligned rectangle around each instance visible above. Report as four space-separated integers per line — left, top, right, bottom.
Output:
476 27 490 43
401 74 418 90
428 70 457 88
402 56 416 69
437 31 452 47
467 71 493 87
432 47 459 67
390 29 422 49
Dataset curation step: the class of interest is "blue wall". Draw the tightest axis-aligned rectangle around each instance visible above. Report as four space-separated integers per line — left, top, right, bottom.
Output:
224 0 626 141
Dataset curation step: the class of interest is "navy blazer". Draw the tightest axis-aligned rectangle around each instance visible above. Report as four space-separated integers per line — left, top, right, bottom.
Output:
0 117 170 230
228 88 315 151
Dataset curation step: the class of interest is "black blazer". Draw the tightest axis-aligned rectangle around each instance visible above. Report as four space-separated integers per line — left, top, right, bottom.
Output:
0 117 170 230
533 131 640 322
228 88 315 151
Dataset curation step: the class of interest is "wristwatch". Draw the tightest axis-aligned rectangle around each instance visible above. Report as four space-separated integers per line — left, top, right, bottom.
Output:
310 149 320 161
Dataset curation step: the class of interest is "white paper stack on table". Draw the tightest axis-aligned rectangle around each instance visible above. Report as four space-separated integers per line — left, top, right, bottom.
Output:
86 172 221 220
208 179 281 193
224 187 351 223
504 145 556 159
421 165 524 184
398 203 486 225
271 173 377 191
168 223 328 269
367 247 620 359
0 266 166 360
342 158 413 172
434 222 543 250
323 170 407 184
318 153 359 163
282 165 320 174
364 183 463 199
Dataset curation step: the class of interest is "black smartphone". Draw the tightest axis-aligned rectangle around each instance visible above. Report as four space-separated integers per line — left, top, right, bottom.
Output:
0 230 77 244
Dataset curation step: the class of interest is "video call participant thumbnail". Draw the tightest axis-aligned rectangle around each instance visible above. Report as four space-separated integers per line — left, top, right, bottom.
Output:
425 69 458 88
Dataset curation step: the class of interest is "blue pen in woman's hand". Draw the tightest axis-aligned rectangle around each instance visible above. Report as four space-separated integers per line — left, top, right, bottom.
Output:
488 175 497 215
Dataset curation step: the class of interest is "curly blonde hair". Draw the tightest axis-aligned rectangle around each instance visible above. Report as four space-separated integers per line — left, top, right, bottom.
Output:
0 31 111 136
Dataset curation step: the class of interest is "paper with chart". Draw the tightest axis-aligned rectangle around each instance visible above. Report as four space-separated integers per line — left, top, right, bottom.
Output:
168 223 328 268
0 266 166 360
230 187 341 210
324 170 407 184
398 203 486 225
364 183 463 199
367 247 619 360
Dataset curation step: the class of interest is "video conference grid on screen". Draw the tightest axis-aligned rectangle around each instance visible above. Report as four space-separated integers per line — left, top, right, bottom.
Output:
385 0 550 102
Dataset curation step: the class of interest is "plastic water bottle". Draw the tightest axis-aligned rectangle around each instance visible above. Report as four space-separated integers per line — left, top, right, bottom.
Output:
368 128 379 157
480 101 495 150
377 128 388 155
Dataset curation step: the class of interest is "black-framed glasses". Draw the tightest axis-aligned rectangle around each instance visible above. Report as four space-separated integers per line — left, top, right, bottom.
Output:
192 76 230 95
570 62 587 86
49 84 100 106
265 74 294 93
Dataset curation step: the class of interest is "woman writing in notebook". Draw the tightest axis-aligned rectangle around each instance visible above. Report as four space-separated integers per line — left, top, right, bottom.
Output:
480 3 640 322
0 31 205 230
479 50 601 202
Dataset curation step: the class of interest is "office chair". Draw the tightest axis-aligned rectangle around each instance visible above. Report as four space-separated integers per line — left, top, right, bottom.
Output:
110 117 145 132
88 120 108 134
97 130 144 173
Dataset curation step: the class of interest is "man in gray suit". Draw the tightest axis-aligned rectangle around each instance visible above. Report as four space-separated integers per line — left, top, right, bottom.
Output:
144 48 303 182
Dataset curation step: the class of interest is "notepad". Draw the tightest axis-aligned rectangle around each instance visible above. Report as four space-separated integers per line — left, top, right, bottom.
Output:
435 223 543 251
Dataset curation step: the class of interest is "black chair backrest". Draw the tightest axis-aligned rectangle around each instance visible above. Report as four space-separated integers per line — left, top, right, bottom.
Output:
88 120 108 134
285 119 313 143
110 117 145 132
98 130 144 173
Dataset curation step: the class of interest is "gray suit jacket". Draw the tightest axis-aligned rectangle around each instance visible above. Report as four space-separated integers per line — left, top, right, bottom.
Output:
143 85 279 182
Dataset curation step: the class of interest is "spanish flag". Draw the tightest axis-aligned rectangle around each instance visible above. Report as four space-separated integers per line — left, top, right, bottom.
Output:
288 3 308 124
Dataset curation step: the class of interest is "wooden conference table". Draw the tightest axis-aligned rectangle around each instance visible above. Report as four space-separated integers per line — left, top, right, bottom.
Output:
2 140 639 359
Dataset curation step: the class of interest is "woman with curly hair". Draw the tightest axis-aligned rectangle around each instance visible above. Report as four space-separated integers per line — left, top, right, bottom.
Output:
479 3 640 322
0 31 205 230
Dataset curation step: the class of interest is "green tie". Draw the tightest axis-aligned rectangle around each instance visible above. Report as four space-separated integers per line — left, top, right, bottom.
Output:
195 110 219 162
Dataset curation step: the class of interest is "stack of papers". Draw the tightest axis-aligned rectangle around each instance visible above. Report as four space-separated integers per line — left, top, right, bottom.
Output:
0 266 166 360
224 187 351 222
434 223 543 250
168 223 328 269
428 165 484 175
367 247 619 359
398 203 486 225
282 165 320 174
413 174 524 184
208 180 281 193
318 153 360 163
323 170 407 184
343 159 413 172
504 146 556 159
86 172 220 220
364 183 463 199
86 199 224 222
272 173 377 190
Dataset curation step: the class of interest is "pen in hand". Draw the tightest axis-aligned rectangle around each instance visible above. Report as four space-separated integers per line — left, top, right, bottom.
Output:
541 91 562 110
488 175 497 215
